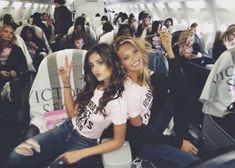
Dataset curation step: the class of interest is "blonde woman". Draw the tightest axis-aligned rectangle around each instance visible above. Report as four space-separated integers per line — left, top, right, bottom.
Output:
113 31 201 167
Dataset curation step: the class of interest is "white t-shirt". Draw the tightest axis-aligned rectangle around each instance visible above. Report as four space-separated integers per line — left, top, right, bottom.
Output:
123 79 153 125
72 89 127 139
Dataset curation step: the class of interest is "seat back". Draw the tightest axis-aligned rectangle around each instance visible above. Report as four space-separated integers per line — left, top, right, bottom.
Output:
29 49 87 133
202 115 235 153
148 51 168 75
192 148 235 168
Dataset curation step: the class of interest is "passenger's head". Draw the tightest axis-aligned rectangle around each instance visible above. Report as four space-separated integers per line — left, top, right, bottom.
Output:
128 14 136 24
113 36 151 85
101 15 109 24
54 0 66 5
0 25 16 43
151 21 162 34
80 43 125 115
102 22 113 33
3 14 14 25
164 18 173 28
117 24 134 37
42 13 49 21
31 12 42 25
178 30 194 47
141 13 150 27
74 16 86 32
95 13 101 17
222 25 235 43
190 23 198 35
71 31 86 49
21 26 37 41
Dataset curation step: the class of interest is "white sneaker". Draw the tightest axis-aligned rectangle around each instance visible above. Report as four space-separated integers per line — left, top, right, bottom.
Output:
132 157 143 168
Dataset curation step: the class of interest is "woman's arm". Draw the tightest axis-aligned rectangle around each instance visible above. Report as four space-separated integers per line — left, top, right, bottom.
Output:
129 116 142 126
58 56 77 117
57 123 126 164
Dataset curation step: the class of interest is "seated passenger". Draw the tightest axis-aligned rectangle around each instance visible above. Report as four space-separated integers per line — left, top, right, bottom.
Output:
60 31 87 50
147 20 165 54
98 22 114 45
163 18 173 33
71 31 86 49
0 25 28 90
116 24 134 38
128 13 138 35
173 30 204 66
7 43 127 168
3 14 19 31
113 32 201 167
41 12 56 45
135 12 151 38
60 16 96 50
200 48 235 139
212 24 235 61
20 26 48 71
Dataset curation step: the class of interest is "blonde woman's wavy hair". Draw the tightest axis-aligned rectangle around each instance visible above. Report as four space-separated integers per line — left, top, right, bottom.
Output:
177 29 192 47
113 36 152 87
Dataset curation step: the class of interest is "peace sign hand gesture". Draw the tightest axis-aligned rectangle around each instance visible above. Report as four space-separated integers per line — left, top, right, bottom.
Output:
58 56 73 87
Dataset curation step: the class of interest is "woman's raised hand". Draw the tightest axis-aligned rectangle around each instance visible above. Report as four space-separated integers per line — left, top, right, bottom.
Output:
159 30 175 58
58 56 73 87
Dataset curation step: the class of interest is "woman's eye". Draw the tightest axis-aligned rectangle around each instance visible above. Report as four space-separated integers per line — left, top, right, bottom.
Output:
97 61 104 65
134 49 138 53
88 64 93 68
123 56 128 60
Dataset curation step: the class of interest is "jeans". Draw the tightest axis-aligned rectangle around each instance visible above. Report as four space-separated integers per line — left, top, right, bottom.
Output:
141 144 202 168
7 119 98 168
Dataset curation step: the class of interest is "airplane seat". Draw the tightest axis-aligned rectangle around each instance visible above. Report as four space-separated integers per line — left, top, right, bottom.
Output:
171 30 183 47
98 30 114 45
23 49 87 139
199 49 235 154
200 32 216 58
180 61 211 155
101 139 132 168
201 114 235 154
192 147 235 168
14 35 36 72
148 51 169 74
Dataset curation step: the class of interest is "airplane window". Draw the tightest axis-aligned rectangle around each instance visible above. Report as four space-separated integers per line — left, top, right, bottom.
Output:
0 1 9 8
12 2 23 9
24 2 32 9
217 8 230 26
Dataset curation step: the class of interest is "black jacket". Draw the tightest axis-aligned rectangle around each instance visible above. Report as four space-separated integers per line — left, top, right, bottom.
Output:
54 5 72 36
127 58 190 157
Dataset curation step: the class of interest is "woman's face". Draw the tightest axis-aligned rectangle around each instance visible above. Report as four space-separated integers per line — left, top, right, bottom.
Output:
0 27 14 41
26 30 33 40
121 28 132 37
227 31 235 42
88 52 112 84
74 38 84 49
117 42 143 75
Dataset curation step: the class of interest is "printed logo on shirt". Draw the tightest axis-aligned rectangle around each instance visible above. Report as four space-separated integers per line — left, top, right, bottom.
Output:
75 101 97 130
142 89 153 125
212 65 235 91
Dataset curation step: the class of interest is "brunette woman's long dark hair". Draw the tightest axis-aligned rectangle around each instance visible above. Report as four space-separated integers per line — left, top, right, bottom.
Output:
77 43 125 116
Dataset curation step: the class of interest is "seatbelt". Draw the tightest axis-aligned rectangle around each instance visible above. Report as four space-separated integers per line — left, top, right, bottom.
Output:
72 49 84 92
47 53 62 110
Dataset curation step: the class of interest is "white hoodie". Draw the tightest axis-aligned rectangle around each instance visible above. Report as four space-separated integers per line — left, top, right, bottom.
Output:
200 48 235 117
